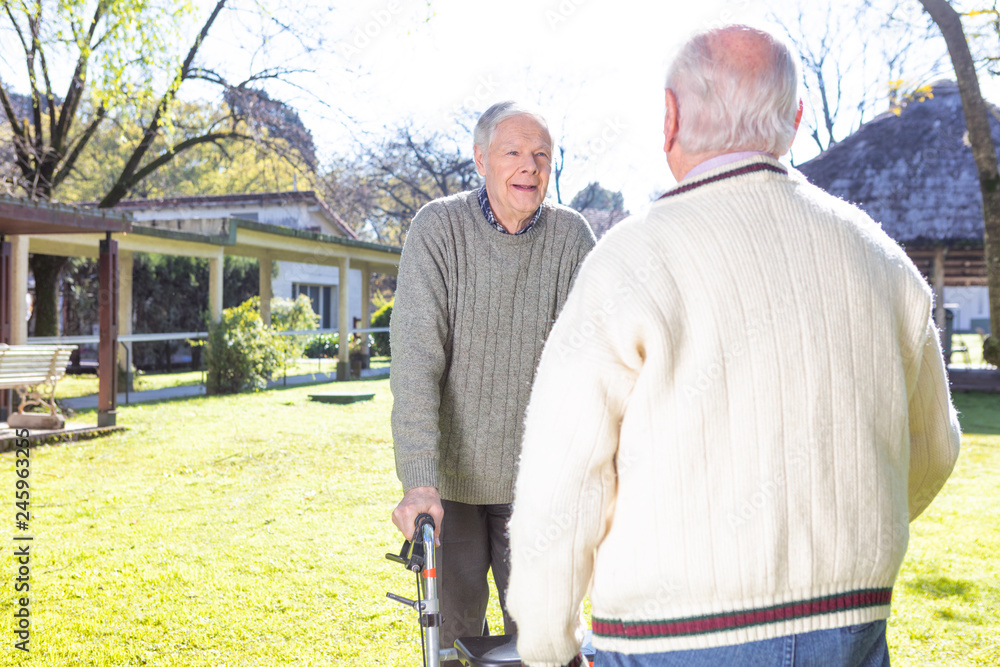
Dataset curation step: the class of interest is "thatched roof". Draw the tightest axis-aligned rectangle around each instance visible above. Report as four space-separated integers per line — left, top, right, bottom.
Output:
798 80 998 246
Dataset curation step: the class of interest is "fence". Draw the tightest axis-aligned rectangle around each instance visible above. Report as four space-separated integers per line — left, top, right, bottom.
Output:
28 328 390 403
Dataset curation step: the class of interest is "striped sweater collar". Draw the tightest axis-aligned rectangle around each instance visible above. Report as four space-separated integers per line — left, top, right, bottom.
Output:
658 157 788 201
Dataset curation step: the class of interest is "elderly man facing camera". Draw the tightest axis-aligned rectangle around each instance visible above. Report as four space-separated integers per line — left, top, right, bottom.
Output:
389 101 595 655
507 26 960 667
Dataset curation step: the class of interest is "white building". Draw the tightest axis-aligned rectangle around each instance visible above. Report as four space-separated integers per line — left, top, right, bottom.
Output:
114 191 368 329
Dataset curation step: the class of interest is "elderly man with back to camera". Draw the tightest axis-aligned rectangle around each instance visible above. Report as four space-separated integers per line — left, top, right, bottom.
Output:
506 25 961 667
389 100 595 661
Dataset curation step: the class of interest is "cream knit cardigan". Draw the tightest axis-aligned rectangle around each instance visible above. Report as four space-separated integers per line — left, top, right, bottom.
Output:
506 156 961 665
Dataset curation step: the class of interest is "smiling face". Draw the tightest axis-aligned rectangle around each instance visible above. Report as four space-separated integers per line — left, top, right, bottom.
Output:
474 114 552 232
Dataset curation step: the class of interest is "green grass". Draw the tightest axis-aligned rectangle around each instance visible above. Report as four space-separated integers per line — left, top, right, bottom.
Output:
1 384 997 665
887 392 1000 666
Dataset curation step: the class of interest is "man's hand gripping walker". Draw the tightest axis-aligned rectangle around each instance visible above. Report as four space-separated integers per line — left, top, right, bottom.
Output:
386 513 593 667
386 513 458 666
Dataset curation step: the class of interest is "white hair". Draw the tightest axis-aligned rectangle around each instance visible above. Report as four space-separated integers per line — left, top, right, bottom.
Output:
665 26 800 156
474 101 549 154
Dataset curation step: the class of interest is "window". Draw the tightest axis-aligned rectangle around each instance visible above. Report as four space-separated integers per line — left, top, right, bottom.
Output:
292 283 336 329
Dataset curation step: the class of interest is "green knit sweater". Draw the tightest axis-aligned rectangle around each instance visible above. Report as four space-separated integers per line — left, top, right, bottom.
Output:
390 189 595 504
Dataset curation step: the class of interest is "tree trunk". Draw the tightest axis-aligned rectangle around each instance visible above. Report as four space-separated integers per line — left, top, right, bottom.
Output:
29 254 69 337
919 0 1000 365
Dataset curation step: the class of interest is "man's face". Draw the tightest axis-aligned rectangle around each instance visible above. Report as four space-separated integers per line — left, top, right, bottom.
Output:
474 114 552 229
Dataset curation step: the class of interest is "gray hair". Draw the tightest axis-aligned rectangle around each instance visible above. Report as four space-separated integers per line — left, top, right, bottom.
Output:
474 101 549 154
665 26 800 155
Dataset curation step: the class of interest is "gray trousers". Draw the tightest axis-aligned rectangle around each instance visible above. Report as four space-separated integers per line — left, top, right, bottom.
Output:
437 499 517 662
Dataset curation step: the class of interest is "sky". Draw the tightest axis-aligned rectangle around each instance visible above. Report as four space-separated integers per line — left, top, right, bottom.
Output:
3 0 992 214
218 0 778 211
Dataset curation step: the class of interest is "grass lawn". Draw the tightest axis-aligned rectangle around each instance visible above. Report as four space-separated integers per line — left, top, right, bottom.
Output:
1 383 997 665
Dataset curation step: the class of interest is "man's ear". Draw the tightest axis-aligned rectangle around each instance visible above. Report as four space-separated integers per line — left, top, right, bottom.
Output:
664 89 679 155
782 98 803 157
474 143 487 177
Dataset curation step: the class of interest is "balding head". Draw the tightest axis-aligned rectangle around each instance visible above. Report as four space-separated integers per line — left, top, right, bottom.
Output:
665 25 800 157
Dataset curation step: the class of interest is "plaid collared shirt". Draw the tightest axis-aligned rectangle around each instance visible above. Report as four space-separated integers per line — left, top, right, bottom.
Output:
478 185 542 235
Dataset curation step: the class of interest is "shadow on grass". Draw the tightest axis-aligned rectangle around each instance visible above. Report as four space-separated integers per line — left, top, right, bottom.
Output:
933 608 979 624
952 392 1000 436
905 575 976 602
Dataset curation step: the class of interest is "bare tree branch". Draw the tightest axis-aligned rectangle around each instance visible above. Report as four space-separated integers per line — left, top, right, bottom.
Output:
98 0 227 207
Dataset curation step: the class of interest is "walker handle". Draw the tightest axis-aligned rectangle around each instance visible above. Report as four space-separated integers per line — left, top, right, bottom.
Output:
413 512 435 538
385 513 437 572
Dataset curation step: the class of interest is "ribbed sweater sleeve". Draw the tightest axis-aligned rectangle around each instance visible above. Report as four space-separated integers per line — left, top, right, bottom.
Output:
390 206 452 491
507 246 640 667
908 316 962 519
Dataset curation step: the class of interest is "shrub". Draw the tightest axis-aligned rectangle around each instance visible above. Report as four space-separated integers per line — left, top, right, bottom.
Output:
270 294 319 360
305 333 339 359
201 297 285 395
371 301 392 357
304 333 375 360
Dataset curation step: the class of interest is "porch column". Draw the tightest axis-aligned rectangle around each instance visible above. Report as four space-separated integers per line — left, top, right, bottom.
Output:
259 256 273 326
118 250 134 389
10 235 28 345
208 251 224 323
98 235 119 427
337 256 350 380
933 247 946 332
360 263 371 358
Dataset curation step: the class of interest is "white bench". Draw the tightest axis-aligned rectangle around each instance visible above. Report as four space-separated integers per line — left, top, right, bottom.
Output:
0 344 77 429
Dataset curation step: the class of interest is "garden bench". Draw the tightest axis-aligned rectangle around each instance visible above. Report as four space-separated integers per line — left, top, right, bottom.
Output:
0 344 77 429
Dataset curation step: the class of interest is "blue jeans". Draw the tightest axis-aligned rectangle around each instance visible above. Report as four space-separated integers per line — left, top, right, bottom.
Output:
596 621 889 666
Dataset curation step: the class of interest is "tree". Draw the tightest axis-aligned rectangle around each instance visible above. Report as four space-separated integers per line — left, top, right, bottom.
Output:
56 98 318 202
568 182 629 239
918 0 1000 365
770 0 944 157
0 0 321 335
569 182 625 213
323 120 479 247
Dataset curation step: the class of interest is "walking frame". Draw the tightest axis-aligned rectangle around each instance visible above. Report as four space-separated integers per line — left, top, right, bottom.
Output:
386 513 593 667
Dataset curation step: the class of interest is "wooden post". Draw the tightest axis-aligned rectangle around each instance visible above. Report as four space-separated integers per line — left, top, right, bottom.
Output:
98 234 119 427
337 256 350 380
1 238 10 421
933 246 947 332
0 237 9 345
